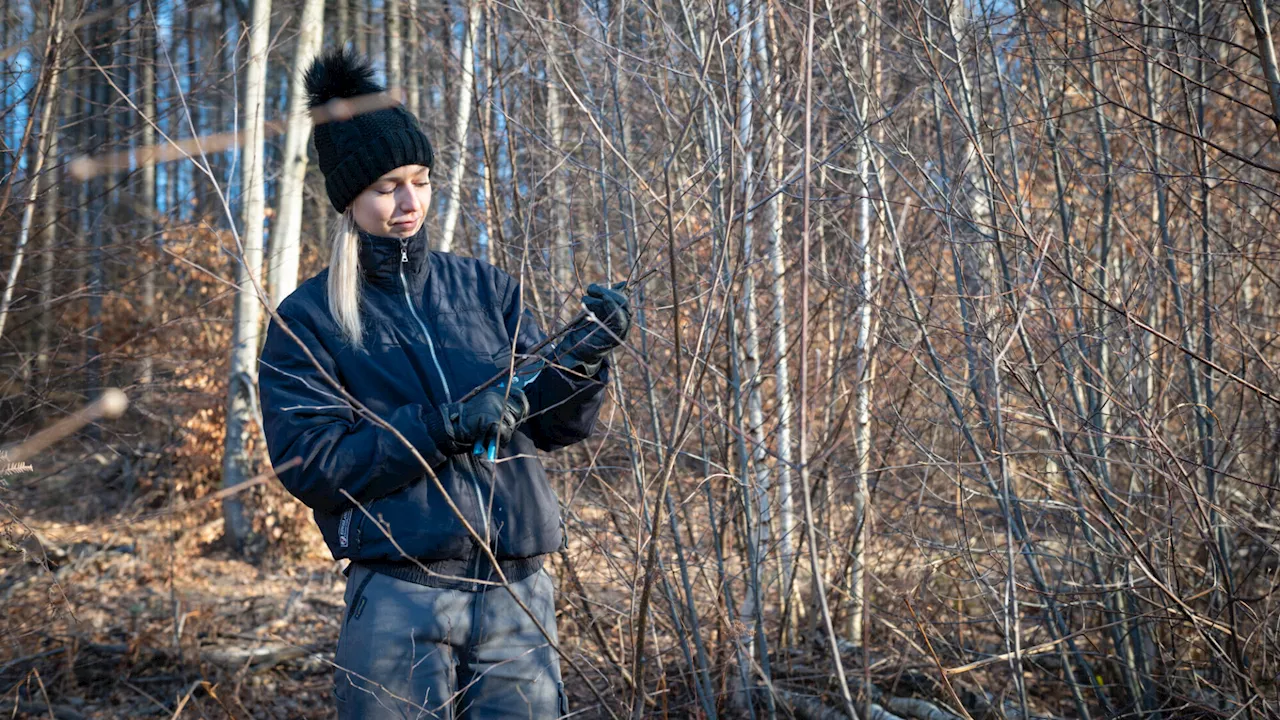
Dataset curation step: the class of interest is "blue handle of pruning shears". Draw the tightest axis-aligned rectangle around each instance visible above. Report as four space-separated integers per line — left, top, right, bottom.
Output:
473 380 506 461
473 360 545 461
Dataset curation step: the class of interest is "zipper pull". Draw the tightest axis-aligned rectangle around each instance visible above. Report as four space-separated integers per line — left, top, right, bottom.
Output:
400 238 408 263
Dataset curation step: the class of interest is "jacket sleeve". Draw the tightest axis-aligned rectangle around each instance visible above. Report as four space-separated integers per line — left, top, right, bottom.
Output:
500 276 611 452
257 305 453 514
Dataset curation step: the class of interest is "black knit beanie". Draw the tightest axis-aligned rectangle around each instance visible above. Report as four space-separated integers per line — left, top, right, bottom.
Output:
304 47 435 213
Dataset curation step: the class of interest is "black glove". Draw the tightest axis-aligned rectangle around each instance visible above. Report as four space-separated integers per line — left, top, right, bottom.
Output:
435 386 530 454
556 282 631 371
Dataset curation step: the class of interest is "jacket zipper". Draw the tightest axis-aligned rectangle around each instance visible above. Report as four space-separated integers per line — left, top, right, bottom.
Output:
399 239 491 544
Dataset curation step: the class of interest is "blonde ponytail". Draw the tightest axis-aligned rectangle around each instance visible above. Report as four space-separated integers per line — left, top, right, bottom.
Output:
326 210 365 351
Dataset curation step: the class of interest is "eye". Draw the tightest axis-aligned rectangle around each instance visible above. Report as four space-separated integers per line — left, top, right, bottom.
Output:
375 187 394 195
415 180 431 187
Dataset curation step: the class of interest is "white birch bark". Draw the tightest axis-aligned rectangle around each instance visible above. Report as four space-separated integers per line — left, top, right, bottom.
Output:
738 0 770 632
407 0 420 116
546 0 571 319
760 4 797 621
734 2 784 713
222 0 272 551
847 0 875 643
267 0 324 308
437 0 481 254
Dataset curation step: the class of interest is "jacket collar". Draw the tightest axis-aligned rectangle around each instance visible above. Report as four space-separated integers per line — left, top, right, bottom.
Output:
357 222 430 293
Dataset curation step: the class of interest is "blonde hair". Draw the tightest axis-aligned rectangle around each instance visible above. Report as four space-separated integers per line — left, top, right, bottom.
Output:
327 210 365 351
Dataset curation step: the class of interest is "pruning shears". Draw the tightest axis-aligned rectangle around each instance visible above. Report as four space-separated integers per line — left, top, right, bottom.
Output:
473 358 546 461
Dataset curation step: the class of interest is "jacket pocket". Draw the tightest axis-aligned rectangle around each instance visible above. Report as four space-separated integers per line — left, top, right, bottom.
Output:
346 567 375 623
344 468 474 563
334 565 375 703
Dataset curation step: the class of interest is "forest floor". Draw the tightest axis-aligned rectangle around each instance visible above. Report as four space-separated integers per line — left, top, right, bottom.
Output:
0 441 630 719
1 434 1064 719
4 466 354 718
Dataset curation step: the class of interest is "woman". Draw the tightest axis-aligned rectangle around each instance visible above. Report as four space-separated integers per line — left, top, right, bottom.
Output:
257 48 630 719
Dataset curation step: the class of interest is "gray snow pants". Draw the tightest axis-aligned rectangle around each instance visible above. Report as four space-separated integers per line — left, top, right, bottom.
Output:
333 562 568 719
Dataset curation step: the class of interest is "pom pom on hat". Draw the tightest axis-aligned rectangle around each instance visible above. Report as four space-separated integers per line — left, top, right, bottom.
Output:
304 46 382 108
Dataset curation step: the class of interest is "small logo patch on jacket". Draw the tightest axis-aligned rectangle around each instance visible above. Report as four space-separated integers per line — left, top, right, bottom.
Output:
338 508 353 547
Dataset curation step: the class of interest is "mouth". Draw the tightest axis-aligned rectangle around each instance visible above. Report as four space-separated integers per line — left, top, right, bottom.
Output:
392 219 417 228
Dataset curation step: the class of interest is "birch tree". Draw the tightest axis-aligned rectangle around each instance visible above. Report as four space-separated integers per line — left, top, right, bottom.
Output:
267 0 325 308
760 1 797 629
221 0 272 551
437 0 481 254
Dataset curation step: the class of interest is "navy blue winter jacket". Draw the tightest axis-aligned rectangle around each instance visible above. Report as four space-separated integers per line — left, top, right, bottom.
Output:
257 226 609 571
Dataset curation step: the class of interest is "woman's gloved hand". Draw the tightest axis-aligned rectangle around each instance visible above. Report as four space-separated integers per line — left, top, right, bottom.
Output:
556 282 631 372
435 386 530 454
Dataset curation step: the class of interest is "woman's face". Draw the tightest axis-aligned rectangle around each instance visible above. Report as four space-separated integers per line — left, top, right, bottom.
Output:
350 164 432 238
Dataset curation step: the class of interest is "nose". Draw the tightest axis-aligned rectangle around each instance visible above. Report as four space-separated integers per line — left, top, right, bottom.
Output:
398 185 420 215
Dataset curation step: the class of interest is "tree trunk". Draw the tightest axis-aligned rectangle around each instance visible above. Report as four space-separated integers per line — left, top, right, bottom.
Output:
478 1 497 265
138 1 158 392
387 0 402 90
406 0 420 116
1 0 10 182
181 0 196 219
0 0 64 343
437 0 480 254
36 33 69 381
796 2 856 715
1246 0 1280 143
846 0 876 645
337 0 349 47
84 3 112 433
736 0 779 711
368 2 378 62
268 0 325 308
545 0 571 319
211 0 237 222
222 0 272 553
356 0 367 55
761 3 797 632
